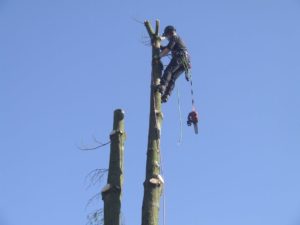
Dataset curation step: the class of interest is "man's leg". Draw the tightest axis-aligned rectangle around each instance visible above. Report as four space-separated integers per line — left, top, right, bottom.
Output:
162 65 185 102
164 54 191 98
159 58 181 95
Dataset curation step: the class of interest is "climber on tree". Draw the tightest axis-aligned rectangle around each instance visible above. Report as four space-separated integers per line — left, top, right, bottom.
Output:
155 25 191 103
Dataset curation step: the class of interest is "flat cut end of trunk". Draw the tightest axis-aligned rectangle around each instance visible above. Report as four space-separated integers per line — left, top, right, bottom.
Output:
110 130 124 136
101 184 112 193
149 174 164 185
149 178 161 185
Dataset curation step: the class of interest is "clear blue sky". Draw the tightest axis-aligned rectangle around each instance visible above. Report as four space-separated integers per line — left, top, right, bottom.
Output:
1 0 300 225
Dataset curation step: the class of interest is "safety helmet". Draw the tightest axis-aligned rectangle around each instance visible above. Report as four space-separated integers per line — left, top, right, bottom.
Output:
162 25 176 37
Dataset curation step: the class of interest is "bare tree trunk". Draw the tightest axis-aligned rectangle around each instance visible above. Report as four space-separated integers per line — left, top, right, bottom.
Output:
141 20 164 225
102 109 126 225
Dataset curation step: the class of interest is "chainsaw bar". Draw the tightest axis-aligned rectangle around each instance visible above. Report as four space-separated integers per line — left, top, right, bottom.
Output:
193 123 198 134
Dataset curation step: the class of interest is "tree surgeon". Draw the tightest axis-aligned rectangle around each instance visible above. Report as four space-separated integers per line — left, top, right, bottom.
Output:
155 25 191 103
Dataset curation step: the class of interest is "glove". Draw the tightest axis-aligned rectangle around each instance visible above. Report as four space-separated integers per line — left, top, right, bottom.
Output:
160 45 166 50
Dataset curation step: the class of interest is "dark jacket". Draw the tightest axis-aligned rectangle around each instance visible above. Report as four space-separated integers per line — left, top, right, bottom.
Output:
161 35 188 57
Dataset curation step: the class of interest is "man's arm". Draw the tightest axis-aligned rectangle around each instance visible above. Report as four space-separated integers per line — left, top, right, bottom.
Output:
159 35 177 58
159 47 170 58
154 36 176 59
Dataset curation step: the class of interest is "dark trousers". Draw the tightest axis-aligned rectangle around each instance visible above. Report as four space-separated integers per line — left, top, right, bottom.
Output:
161 56 190 97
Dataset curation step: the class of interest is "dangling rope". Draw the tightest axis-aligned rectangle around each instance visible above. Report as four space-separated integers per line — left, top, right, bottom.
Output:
161 56 183 145
176 87 183 145
181 53 199 134
189 74 196 111
181 53 196 110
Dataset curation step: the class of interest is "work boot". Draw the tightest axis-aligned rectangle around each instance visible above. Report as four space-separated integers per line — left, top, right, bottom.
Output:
161 94 169 103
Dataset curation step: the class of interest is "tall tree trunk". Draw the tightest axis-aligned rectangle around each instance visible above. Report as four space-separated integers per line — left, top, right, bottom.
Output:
102 109 126 225
141 20 164 225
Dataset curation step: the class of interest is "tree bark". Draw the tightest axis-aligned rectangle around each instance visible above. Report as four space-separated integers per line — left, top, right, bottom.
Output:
141 20 164 225
102 109 126 225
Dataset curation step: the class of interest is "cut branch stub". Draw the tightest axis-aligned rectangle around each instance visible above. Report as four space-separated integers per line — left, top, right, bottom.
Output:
144 20 155 38
149 174 164 186
144 20 161 49
155 20 160 36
